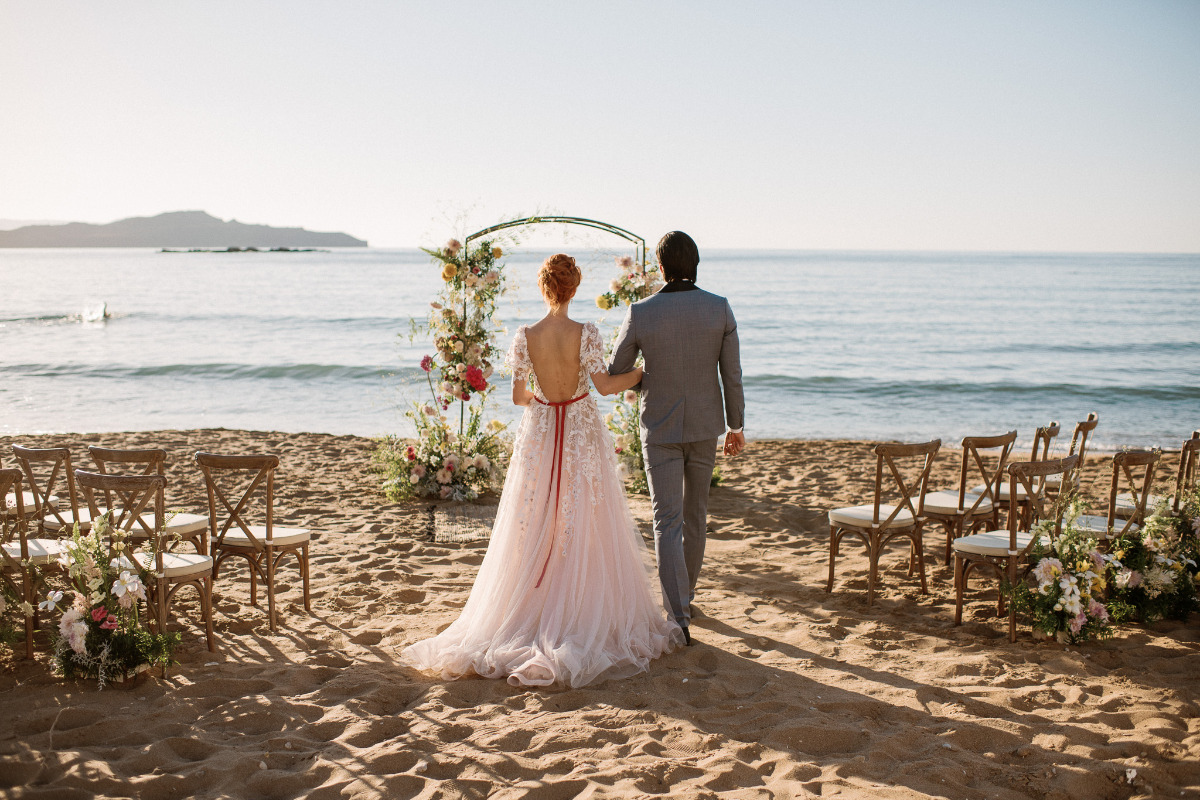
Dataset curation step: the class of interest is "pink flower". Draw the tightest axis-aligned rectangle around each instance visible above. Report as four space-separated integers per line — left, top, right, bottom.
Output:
623 389 637 404
465 365 488 392
445 239 462 256
91 606 108 623
100 614 118 630
1069 612 1086 634
616 255 633 268
1088 599 1109 622
439 485 453 499
420 355 434 372
411 463 426 479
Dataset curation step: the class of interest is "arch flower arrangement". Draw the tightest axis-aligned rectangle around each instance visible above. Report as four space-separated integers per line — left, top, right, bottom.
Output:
378 238 512 502
597 255 663 493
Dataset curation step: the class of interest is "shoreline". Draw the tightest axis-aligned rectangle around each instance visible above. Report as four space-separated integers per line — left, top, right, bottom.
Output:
2 429 1197 798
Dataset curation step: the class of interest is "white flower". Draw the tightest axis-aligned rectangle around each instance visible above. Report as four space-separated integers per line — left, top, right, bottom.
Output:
67 621 89 654
455 363 466 374
604 413 614 426
435 468 452 484
409 473 420 484
452 340 465 354
623 389 637 404
112 571 146 609
39 590 64 613
610 279 622 293
472 454 489 470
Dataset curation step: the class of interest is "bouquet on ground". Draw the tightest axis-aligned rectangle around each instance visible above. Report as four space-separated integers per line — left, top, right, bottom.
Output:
1008 502 1116 644
379 402 509 502
1106 488 1200 624
43 516 178 687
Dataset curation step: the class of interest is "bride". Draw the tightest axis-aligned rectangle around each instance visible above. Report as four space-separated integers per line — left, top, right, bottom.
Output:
402 253 684 687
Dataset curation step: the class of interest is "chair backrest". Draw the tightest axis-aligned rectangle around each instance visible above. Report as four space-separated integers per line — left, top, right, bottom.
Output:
1063 412 1099 493
1174 431 1200 514
956 430 1018 512
11 445 78 531
871 440 941 530
195 452 280 550
88 447 167 512
74 469 166 540
0 468 28 565
1030 422 1061 462
1006 455 1079 549
1106 449 1161 535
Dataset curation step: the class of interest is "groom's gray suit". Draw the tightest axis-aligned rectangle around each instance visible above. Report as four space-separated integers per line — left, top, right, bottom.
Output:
609 285 744 629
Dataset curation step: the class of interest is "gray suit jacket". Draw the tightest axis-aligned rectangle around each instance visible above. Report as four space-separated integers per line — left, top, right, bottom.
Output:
608 287 744 445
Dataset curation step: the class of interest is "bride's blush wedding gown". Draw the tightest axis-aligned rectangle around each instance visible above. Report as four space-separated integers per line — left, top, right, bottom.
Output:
402 322 683 687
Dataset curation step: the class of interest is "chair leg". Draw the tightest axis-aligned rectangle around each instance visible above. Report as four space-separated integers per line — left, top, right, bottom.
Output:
944 519 955 566
954 555 965 625
913 527 928 595
301 544 312 614
867 536 880 606
826 526 838 593
202 575 216 652
248 554 258 606
23 569 35 660
1008 557 1018 643
266 546 277 632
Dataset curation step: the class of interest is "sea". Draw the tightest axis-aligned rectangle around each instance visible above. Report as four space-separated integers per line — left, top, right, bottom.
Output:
1 247 1198 452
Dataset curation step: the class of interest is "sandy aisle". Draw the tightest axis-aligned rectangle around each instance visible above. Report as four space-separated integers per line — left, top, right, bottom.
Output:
1 430 1196 799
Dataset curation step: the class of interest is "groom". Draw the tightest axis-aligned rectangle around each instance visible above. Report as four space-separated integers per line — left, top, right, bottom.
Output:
608 231 745 645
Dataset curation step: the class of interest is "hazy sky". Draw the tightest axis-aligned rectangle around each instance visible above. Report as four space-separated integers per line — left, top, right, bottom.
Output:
2 1 1198 251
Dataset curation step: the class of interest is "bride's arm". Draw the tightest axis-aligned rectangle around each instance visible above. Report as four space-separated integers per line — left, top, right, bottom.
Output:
512 374 534 406
591 366 642 397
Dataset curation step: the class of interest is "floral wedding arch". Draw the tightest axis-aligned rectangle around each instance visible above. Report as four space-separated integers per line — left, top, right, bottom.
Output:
378 215 662 501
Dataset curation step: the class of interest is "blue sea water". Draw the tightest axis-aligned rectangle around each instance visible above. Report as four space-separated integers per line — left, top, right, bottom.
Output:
1 247 1197 451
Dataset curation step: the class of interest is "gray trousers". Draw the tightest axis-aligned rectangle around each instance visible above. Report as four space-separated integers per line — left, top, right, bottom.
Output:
643 438 718 628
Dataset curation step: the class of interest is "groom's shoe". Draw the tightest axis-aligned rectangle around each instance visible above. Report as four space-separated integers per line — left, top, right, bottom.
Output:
682 627 693 646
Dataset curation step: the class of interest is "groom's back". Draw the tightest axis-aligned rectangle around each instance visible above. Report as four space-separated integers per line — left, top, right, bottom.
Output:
631 288 737 444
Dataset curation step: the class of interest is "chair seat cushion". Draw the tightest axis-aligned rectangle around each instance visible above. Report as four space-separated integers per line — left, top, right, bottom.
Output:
2 537 68 566
1074 514 1138 537
3 492 58 514
125 512 209 538
969 483 1027 501
952 529 1035 557
1113 492 1166 519
829 504 914 528
217 525 310 548
921 490 994 516
42 507 106 532
132 551 213 578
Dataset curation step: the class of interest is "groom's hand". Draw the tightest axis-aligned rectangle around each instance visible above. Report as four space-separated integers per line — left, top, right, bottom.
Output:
723 431 745 457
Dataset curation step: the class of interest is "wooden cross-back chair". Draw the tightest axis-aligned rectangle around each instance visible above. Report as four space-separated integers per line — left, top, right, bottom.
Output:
922 431 1017 565
75 469 215 652
1051 412 1100 498
1112 430 1199 519
195 452 312 632
1075 450 1161 541
1 468 68 658
11 445 90 535
953 454 1079 642
827 439 941 605
972 422 1060 529
89 446 209 553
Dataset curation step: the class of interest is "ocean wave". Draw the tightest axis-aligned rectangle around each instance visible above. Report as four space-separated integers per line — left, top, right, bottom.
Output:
744 374 1200 402
0 362 412 381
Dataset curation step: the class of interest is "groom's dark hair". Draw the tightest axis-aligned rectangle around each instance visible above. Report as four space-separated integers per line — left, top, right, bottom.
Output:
656 231 698 282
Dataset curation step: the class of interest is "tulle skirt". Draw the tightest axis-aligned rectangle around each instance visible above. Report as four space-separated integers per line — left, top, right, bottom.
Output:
402 395 682 687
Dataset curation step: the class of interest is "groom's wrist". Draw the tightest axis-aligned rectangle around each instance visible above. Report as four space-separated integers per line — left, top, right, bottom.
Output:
728 427 743 434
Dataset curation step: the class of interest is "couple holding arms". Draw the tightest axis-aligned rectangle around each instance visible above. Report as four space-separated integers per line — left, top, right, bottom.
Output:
405 231 745 687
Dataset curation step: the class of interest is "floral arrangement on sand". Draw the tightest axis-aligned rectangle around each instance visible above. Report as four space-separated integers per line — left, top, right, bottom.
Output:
1008 502 1116 644
1105 488 1200 624
378 237 513 502
595 255 662 492
42 516 178 687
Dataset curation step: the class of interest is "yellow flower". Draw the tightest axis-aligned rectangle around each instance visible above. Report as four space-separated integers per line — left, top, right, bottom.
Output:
492 246 503 258
596 294 612 310
441 263 457 282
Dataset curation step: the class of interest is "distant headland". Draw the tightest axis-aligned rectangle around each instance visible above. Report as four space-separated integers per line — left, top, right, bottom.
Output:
0 210 368 248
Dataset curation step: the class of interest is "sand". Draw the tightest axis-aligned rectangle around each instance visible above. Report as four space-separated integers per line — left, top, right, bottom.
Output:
1 430 1197 800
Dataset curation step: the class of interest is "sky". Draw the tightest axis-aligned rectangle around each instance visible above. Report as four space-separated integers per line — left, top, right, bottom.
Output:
2 1 1198 252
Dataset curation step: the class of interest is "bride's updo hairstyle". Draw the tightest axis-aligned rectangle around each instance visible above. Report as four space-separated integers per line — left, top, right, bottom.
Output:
538 253 581 306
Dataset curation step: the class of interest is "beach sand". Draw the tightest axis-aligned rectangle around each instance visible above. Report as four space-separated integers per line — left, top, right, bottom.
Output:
2 430 1197 799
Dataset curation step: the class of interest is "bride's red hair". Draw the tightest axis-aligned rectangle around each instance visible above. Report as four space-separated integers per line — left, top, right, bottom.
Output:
538 253 581 305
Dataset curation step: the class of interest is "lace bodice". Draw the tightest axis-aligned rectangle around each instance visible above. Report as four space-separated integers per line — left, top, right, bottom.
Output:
505 322 607 400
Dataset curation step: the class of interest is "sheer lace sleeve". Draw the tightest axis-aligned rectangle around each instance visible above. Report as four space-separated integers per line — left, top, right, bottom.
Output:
505 326 531 379
581 322 607 376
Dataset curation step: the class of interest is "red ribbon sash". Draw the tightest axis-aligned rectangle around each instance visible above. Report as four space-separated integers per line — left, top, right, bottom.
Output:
532 392 589 588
